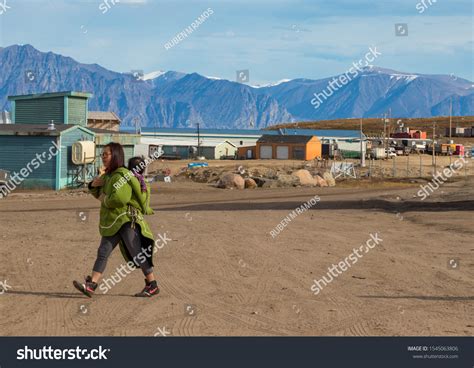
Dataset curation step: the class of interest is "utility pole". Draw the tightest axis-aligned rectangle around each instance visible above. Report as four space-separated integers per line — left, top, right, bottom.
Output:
449 97 452 142
360 118 365 167
388 108 392 142
134 118 140 135
432 121 436 174
197 122 201 157
383 114 387 159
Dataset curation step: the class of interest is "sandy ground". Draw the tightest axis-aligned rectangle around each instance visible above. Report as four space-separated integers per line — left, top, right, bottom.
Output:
0 171 473 336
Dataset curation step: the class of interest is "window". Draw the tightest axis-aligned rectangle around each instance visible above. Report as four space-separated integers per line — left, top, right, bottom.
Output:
293 146 305 160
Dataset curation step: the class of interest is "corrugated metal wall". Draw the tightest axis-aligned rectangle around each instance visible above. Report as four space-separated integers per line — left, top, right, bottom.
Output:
68 98 87 126
162 145 190 158
162 145 216 159
15 97 64 124
0 136 57 188
60 129 95 188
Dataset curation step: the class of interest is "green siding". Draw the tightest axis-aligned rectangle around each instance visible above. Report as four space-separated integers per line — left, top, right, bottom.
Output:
11 101 15 123
15 97 64 124
63 97 69 124
60 129 95 188
67 97 87 126
0 136 58 189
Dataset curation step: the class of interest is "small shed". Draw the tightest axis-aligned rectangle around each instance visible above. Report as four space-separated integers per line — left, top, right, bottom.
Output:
8 91 93 126
87 111 121 132
256 135 321 160
0 124 95 190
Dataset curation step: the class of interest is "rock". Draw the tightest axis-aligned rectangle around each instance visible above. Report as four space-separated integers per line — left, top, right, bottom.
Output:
217 173 245 189
292 169 316 186
276 174 300 187
244 178 257 189
248 167 278 179
262 179 279 189
315 175 328 187
322 172 336 187
250 177 266 187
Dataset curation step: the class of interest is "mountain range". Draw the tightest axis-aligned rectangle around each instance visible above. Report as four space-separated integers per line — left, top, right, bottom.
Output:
0 44 472 129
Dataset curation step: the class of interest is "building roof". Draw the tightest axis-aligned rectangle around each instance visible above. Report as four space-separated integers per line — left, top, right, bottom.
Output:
0 123 94 136
257 134 315 144
88 111 121 122
276 128 365 139
8 91 93 101
141 137 236 147
139 127 265 135
88 127 134 135
137 127 366 139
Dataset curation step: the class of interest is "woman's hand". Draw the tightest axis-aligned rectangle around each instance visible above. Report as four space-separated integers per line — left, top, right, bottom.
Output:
91 176 105 187
98 166 106 176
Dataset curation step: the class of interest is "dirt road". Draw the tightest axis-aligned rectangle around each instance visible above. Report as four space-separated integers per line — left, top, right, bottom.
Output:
0 178 472 336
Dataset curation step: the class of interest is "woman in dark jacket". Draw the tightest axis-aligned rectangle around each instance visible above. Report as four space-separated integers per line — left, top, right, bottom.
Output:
73 142 159 298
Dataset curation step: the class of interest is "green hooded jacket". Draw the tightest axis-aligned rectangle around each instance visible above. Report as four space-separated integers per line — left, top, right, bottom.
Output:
89 167 155 266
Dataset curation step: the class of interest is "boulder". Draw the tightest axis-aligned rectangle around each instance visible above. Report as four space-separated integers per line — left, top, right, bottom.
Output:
262 179 279 189
323 172 336 187
292 169 316 186
250 177 266 187
314 175 328 187
248 167 278 179
276 174 300 187
217 173 245 189
244 178 257 189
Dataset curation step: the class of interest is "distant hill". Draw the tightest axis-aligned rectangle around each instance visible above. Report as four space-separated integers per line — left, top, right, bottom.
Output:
0 44 472 128
267 116 474 137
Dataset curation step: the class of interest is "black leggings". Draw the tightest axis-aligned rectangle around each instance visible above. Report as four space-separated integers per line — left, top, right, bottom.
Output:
93 222 153 276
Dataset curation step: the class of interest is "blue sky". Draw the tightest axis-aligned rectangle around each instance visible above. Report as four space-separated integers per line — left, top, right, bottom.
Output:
0 0 472 84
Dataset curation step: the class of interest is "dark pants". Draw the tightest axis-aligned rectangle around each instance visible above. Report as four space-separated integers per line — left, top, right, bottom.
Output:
93 222 153 276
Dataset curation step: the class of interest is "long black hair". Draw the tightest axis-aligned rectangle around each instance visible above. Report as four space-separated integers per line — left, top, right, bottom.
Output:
104 142 125 174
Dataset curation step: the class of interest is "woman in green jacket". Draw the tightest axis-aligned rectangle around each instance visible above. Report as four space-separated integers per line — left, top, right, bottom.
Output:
73 142 159 298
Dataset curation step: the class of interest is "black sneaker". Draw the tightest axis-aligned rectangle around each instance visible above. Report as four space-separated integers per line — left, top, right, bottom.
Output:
134 280 159 297
73 276 98 298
